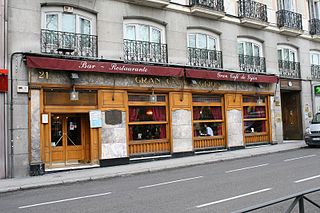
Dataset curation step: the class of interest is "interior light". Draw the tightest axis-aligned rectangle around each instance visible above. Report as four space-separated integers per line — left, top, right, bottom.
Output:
146 109 153 115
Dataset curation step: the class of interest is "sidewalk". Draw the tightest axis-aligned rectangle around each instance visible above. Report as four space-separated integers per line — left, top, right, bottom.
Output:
0 140 306 193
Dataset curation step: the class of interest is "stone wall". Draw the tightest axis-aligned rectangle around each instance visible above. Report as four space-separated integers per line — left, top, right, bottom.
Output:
101 111 127 159
227 109 244 148
171 109 193 153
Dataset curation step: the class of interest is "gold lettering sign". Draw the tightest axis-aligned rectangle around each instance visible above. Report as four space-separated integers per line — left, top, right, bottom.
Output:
135 76 214 88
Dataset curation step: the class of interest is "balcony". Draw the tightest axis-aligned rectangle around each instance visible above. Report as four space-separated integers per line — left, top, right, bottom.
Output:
310 19 320 41
238 0 268 29
311 64 320 80
190 0 225 20
239 55 266 73
276 10 303 36
118 0 170 8
41 29 98 57
124 39 168 64
278 60 301 79
187 47 223 68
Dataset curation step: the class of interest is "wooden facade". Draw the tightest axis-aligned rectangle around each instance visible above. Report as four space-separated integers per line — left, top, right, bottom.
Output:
36 85 273 167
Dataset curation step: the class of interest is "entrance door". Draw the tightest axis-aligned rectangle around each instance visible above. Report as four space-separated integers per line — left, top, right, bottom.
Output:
50 114 88 165
281 91 303 139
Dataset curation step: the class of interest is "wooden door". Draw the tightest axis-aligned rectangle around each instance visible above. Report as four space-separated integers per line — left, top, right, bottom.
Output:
50 114 87 164
281 91 303 140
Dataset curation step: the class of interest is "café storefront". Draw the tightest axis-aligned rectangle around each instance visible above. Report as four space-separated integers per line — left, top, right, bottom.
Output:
25 54 278 168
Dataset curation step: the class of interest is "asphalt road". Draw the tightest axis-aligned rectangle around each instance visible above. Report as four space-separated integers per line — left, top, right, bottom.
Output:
0 148 319 213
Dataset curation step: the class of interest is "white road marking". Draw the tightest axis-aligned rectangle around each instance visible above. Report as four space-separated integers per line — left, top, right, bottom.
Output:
284 154 316 162
138 176 203 189
196 188 272 208
294 174 320 183
18 192 112 209
225 163 269 173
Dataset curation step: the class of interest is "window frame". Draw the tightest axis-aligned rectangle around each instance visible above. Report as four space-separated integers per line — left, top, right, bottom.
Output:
127 93 169 143
41 6 96 35
278 0 296 12
192 95 225 138
237 38 263 57
123 19 166 44
277 45 298 62
242 95 268 135
310 50 320 65
187 29 220 50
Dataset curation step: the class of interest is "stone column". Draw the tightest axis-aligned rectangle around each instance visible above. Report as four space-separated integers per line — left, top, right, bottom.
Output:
30 89 41 162
227 109 244 148
100 111 128 163
172 109 193 154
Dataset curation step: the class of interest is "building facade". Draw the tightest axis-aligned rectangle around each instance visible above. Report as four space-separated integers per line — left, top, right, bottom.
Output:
4 0 320 177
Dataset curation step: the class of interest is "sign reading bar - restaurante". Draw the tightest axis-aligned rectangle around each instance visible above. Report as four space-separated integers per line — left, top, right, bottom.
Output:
26 56 184 77
26 56 278 83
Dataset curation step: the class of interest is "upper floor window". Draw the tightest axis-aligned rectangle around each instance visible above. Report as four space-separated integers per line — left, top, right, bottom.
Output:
309 0 320 19
277 45 300 78
124 20 165 43
278 0 295 11
311 51 320 65
41 6 97 57
238 39 263 57
188 33 218 50
277 46 298 62
42 7 96 35
238 38 265 73
187 29 222 68
123 19 167 63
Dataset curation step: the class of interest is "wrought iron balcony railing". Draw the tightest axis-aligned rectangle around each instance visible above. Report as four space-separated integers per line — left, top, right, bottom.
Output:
41 29 98 57
239 55 266 73
310 18 320 35
187 47 223 68
190 0 224 12
238 0 267 22
311 64 320 80
278 60 301 78
276 10 302 31
124 39 168 63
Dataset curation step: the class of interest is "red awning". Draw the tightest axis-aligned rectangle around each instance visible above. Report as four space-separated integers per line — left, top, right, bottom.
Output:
26 56 184 77
186 69 278 84
0 75 8 92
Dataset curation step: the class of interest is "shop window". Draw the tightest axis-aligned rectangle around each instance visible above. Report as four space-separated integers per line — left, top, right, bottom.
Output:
128 94 168 141
243 96 267 134
192 95 224 137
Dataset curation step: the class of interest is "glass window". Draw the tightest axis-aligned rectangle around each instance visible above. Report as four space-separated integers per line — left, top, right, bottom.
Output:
311 52 320 65
315 2 320 19
278 47 297 62
192 95 224 137
238 41 261 56
188 34 196 48
188 33 217 50
126 25 136 40
151 28 161 43
125 24 162 43
80 18 91 35
243 96 268 134
128 94 167 141
46 14 58 30
62 14 76 33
